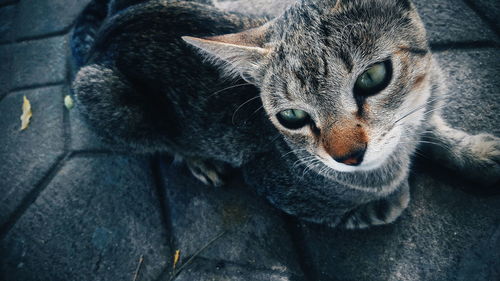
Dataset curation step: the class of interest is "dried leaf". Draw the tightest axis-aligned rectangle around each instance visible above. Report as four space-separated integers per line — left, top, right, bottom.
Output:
64 95 74 110
173 250 181 270
20 96 32 130
132 255 144 281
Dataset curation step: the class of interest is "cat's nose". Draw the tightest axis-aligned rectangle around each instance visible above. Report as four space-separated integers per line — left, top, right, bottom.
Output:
332 146 366 166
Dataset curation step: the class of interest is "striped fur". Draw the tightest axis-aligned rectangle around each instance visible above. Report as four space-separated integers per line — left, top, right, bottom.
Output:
72 0 499 229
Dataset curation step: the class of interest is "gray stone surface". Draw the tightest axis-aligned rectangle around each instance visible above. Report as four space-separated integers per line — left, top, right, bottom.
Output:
0 86 65 227
11 35 68 90
436 48 500 135
414 0 499 45
295 171 500 281
468 0 500 32
456 225 500 281
161 162 305 280
69 104 113 152
0 44 13 98
0 155 170 281
173 257 302 281
0 4 15 43
13 0 91 39
0 0 17 6
1 0 499 280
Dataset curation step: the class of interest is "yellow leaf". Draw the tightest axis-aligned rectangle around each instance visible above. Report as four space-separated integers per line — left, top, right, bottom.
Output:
20 96 32 130
173 250 181 270
64 95 74 110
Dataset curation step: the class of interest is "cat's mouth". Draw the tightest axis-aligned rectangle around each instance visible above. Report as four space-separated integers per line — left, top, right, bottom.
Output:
315 131 401 173
319 155 385 173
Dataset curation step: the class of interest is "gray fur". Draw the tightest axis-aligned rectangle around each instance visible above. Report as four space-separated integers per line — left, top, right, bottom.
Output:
72 0 500 229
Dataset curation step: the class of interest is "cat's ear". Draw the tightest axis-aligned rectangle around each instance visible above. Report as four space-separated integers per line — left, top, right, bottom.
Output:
182 24 271 83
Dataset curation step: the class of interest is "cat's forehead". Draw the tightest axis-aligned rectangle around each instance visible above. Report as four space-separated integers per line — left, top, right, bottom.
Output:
274 0 416 48
262 0 426 103
267 0 422 78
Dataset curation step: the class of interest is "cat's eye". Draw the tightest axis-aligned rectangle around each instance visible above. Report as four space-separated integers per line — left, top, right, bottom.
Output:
354 60 392 96
277 109 311 129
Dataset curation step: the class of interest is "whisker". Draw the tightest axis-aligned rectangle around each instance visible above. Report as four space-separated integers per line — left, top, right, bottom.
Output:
300 160 320 180
293 156 317 168
231 95 261 125
281 148 308 158
398 140 456 155
394 96 446 125
207 82 252 98
243 105 264 124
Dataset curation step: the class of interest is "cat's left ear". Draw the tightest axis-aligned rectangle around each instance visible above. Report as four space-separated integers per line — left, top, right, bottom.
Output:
182 23 271 83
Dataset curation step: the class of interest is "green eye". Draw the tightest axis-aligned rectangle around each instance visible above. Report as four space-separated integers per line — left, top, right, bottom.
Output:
354 60 392 96
277 109 311 129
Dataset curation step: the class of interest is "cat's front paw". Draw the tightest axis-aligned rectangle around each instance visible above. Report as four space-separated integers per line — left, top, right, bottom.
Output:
185 158 228 187
339 187 410 229
461 133 500 185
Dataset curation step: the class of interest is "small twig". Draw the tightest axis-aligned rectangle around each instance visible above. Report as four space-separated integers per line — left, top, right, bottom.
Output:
169 230 227 281
133 255 144 281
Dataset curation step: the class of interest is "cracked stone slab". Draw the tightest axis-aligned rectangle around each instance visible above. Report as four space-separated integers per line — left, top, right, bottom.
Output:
160 161 305 280
414 0 499 45
12 0 92 39
10 35 69 90
434 48 500 135
0 4 15 43
0 155 170 281
0 86 65 228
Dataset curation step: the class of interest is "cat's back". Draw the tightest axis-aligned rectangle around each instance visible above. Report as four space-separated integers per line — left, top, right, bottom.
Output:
72 0 277 164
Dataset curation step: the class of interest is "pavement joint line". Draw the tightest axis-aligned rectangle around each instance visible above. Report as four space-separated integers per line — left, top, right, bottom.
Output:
63 58 73 152
151 155 177 281
62 88 72 152
463 0 500 38
0 92 8 103
0 0 18 9
0 41 15 47
282 215 316 281
8 81 66 94
0 152 71 240
156 255 301 280
69 149 130 156
10 24 75 44
0 82 66 104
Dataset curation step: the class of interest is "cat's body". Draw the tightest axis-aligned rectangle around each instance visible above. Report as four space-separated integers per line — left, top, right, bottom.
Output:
72 0 500 229
73 1 275 164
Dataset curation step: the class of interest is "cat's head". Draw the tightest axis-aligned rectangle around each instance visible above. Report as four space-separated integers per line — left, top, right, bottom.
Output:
183 0 431 172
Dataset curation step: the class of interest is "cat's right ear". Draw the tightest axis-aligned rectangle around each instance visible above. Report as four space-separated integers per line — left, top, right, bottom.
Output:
182 23 272 83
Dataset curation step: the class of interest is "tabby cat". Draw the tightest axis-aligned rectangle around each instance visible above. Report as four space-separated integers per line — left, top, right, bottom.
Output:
72 0 500 229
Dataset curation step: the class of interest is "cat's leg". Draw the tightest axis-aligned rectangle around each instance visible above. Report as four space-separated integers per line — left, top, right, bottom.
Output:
184 157 229 187
339 181 410 229
423 114 500 186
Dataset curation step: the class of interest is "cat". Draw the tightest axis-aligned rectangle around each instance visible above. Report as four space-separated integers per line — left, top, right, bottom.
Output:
71 0 500 229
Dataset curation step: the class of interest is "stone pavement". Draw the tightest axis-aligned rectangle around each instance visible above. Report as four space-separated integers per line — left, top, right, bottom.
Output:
0 0 499 280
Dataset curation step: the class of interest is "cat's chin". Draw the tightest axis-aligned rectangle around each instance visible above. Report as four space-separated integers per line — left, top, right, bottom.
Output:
323 159 386 173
